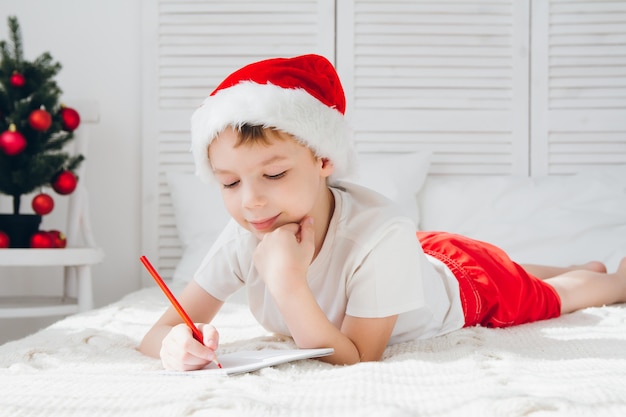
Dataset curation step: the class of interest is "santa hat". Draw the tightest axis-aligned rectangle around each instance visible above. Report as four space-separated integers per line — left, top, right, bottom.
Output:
191 54 356 184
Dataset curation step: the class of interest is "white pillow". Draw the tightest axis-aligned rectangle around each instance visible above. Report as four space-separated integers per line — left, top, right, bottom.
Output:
418 166 626 270
349 152 431 225
168 151 432 282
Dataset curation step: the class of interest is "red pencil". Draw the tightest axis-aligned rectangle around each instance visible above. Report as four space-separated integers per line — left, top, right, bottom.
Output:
139 255 222 368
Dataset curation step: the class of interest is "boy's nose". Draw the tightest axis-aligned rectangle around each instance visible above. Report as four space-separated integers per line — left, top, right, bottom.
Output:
242 183 265 208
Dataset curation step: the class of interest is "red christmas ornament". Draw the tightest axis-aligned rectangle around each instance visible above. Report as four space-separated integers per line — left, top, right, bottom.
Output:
0 231 9 248
31 193 55 215
28 108 53 132
51 170 78 195
9 71 25 88
48 230 67 248
0 124 27 156
59 106 80 131
30 231 56 248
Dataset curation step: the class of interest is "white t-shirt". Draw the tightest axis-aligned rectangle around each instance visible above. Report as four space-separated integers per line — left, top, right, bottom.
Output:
194 182 465 345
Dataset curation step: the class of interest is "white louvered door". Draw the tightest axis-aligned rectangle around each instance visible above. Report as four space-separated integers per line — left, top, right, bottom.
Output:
141 0 626 281
141 0 335 280
336 0 531 175
530 0 626 175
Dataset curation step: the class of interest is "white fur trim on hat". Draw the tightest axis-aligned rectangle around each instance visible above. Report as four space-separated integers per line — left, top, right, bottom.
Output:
190 81 356 185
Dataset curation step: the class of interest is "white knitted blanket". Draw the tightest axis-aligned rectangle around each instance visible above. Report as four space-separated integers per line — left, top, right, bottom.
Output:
1 286 626 417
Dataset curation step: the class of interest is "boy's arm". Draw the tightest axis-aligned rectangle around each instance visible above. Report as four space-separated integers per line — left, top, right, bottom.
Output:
270 282 397 364
139 280 224 366
254 217 397 364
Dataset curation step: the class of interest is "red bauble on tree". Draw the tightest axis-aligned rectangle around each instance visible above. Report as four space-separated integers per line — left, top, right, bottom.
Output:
28 108 53 132
31 193 55 215
51 170 78 195
29 231 55 248
9 71 25 88
0 231 9 248
48 230 67 248
59 106 80 131
0 124 27 156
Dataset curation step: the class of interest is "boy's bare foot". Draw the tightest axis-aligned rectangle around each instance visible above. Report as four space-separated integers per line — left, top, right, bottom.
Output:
576 261 607 273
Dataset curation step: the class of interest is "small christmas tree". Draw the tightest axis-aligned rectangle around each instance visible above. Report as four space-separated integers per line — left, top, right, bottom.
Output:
0 17 84 248
0 16 84 248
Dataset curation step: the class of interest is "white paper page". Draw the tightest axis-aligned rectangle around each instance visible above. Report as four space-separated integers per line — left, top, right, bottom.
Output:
163 348 334 376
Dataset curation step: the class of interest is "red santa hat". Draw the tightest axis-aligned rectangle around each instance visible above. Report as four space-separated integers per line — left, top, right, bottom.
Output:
191 54 356 184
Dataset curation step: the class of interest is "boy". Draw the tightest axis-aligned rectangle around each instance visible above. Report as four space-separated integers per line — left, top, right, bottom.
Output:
139 54 626 371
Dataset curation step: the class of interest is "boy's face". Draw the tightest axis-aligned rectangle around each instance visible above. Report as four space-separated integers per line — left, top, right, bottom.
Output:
208 127 334 239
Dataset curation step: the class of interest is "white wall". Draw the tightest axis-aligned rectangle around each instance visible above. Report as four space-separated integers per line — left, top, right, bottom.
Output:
0 0 143 342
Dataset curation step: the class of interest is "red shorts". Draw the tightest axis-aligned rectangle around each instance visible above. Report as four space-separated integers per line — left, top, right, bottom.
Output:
417 231 561 328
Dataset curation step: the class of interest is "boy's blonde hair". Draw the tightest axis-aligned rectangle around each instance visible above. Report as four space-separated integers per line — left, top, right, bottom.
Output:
234 124 277 147
207 124 319 166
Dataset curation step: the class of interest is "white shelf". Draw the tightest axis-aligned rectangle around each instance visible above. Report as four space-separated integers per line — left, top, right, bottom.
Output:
0 248 103 318
0 296 79 318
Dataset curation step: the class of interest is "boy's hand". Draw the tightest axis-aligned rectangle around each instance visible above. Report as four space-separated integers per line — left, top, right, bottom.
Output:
159 323 220 371
253 216 315 294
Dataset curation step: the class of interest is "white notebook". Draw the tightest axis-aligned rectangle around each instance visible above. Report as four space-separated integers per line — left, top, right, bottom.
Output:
164 348 334 376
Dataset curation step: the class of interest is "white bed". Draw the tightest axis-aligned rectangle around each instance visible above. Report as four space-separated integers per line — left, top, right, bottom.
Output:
1 152 626 416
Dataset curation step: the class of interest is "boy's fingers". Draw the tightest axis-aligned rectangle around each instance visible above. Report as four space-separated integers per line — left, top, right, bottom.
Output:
200 324 219 349
185 337 217 361
172 324 216 361
278 222 300 235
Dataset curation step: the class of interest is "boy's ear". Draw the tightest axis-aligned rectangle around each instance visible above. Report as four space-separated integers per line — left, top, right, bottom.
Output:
320 157 334 177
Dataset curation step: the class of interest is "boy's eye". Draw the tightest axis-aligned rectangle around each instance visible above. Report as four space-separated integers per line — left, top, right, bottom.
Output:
265 171 286 180
222 180 239 189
